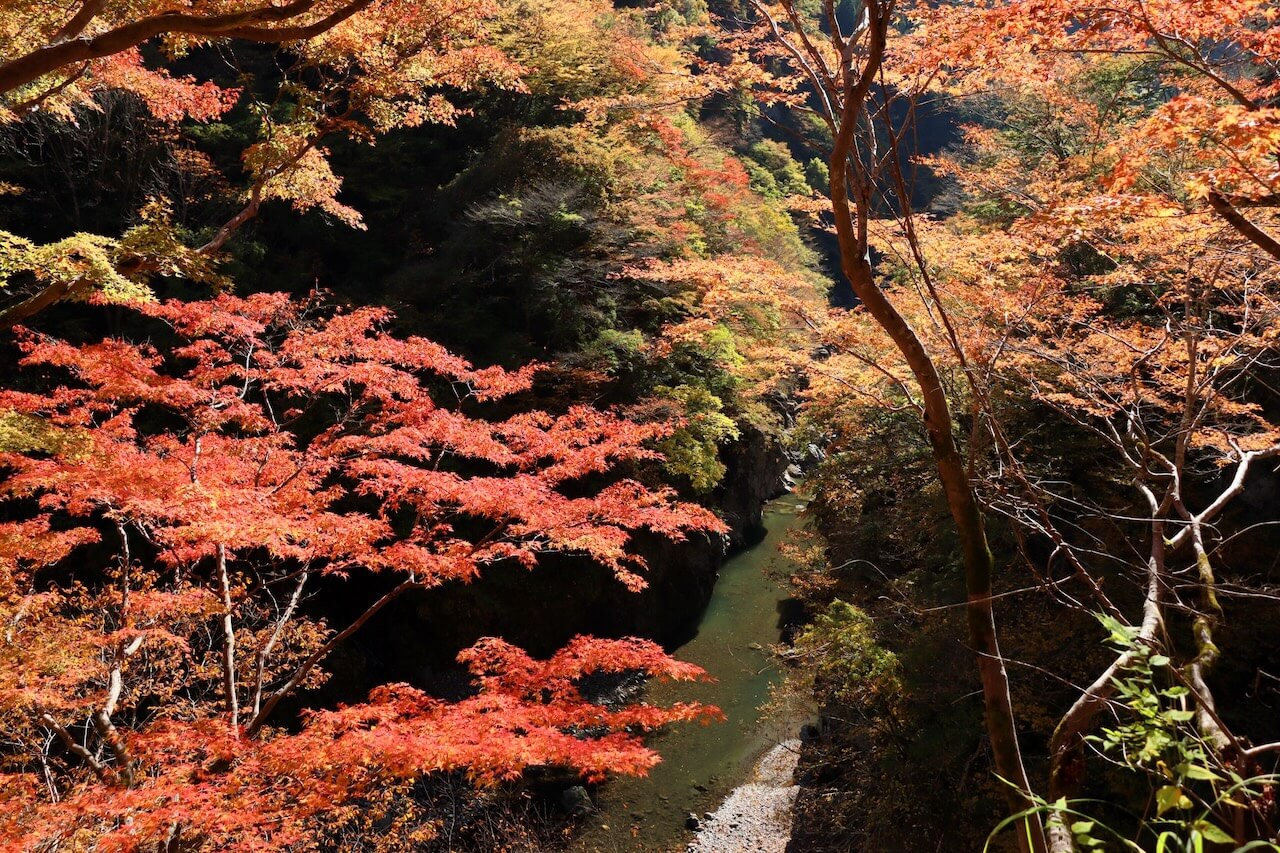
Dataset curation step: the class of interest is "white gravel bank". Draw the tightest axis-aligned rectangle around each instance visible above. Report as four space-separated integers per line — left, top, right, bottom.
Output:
687 739 801 853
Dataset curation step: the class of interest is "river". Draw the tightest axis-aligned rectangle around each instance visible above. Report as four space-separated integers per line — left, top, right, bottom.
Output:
569 492 812 852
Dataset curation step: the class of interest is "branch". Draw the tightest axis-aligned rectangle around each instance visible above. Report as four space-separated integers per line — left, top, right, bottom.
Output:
1046 525 1167 853
5 64 90 115
1173 497 1232 752
51 0 108 43
244 576 418 736
198 185 263 255
1206 190 1280 263
216 544 240 733
38 713 111 782
251 567 309 719
0 275 93 331
1166 444 1280 551
0 0 374 96
748 0 837 128
92 633 143 787
1244 741 1280 759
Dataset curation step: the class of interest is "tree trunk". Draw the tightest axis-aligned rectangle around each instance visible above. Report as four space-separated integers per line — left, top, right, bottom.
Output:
835 250 1046 853
826 26 1046 834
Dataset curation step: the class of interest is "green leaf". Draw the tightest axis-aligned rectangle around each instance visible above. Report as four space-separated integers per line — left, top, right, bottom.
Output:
1070 820 1096 836
1149 654 1171 667
1180 763 1224 783
1156 785 1192 815
1097 613 1139 645
1193 822 1233 845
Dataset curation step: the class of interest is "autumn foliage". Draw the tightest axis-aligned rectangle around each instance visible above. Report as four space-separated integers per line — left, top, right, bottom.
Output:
0 0 524 328
8 0 1280 848
0 293 725 849
716 0 1280 849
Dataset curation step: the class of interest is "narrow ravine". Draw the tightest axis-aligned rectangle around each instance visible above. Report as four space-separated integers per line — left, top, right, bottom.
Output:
570 492 812 853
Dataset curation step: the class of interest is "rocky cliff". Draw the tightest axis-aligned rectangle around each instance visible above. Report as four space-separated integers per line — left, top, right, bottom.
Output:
312 428 791 702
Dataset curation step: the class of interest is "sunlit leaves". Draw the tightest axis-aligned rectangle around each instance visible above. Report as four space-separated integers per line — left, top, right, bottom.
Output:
0 293 726 849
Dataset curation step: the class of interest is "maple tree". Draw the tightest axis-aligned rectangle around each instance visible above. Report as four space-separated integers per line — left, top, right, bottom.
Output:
890 5 1280 848
0 0 827 501
0 292 726 849
716 0 1280 848
716 2 1051 847
832 180 1280 849
0 0 522 327
922 63 1280 853
917 0 1280 257
426 11 827 489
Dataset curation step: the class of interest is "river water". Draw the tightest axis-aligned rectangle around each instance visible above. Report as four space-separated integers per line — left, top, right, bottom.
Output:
569 492 811 852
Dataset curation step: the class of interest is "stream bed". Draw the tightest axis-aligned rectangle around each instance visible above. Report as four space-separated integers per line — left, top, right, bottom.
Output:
570 492 812 852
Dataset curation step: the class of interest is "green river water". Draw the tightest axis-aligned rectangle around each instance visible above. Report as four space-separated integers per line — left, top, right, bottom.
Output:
570 492 812 852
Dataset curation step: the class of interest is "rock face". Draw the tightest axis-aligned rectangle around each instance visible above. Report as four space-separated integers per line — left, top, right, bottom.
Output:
313 427 790 700
687 740 802 853
559 786 594 818
713 426 792 550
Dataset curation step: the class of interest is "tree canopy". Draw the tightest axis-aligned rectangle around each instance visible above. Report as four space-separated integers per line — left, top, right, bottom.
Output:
3 0 1280 850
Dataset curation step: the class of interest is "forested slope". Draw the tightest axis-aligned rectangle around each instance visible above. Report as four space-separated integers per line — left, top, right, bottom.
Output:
2 1 1280 852
0 0 827 848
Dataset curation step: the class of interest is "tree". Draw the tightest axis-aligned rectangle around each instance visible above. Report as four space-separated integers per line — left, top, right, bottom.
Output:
0 1 375 99
918 0 1280 262
0 292 725 849
0 0 523 328
719 2 1048 847
912 24 1280 847
723 0 1280 845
